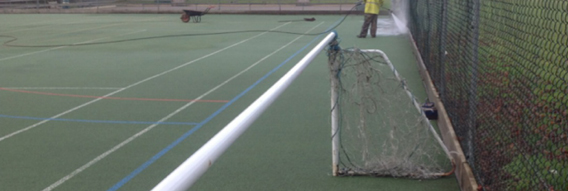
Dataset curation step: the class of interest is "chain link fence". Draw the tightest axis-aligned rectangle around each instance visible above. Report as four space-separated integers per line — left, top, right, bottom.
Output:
407 0 568 190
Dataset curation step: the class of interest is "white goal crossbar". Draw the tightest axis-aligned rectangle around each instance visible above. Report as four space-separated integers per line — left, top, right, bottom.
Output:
151 32 337 191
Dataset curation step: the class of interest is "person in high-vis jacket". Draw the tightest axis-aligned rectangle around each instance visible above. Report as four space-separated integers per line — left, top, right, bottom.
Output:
357 0 383 38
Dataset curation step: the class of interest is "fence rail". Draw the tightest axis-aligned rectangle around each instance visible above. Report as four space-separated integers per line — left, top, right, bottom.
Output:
408 0 568 190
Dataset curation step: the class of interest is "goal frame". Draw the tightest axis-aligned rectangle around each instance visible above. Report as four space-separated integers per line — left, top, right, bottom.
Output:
329 48 453 177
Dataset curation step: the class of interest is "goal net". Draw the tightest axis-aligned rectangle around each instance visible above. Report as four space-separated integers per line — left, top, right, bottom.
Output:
328 47 454 179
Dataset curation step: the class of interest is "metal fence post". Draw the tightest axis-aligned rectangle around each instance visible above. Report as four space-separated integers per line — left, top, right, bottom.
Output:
425 0 432 76
438 0 447 99
467 0 480 171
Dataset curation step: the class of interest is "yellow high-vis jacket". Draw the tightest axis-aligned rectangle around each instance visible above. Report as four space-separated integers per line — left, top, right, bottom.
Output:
364 0 383 14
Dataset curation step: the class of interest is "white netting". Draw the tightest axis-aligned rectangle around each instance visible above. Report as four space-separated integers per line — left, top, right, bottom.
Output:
328 48 453 179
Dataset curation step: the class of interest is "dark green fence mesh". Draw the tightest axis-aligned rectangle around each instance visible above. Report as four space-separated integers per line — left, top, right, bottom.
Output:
407 0 567 190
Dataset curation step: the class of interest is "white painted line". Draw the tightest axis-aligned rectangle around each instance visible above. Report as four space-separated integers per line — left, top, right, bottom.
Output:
26 23 124 43
0 24 287 144
1 87 123 90
0 29 146 62
1 18 70 34
0 46 66 62
41 22 322 191
1 17 118 34
1 16 162 34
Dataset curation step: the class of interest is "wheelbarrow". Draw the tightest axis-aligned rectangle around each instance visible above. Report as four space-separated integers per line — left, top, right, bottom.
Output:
180 6 214 23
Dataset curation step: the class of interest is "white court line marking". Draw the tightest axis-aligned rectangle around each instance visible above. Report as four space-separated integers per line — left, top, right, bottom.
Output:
16 23 124 43
1 87 123 90
0 30 151 142
1 19 71 34
41 22 323 191
0 23 288 144
0 29 146 62
1 16 165 34
0 16 123 34
0 47 67 62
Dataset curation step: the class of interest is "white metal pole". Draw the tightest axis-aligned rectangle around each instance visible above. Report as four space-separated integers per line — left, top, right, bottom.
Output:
329 48 340 177
330 68 340 176
152 32 337 191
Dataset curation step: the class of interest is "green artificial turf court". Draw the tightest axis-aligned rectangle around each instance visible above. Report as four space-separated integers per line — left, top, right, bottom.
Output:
0 14 459 191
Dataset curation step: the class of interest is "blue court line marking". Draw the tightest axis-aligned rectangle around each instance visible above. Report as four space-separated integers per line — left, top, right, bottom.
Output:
0 114 198 126
107 26 339 191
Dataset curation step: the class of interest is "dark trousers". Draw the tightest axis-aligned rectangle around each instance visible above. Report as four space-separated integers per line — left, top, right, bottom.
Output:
359 14 378 37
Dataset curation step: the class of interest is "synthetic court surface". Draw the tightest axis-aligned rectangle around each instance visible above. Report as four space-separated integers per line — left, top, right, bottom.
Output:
0 14 459 190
